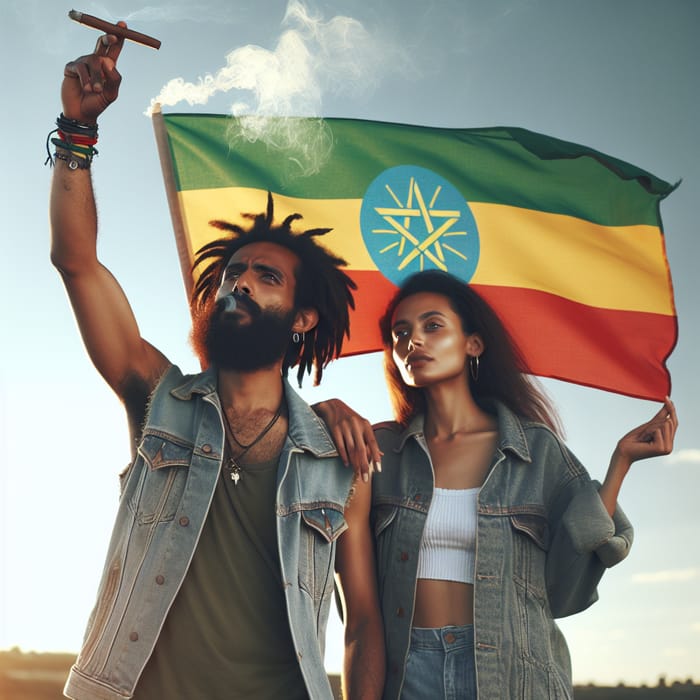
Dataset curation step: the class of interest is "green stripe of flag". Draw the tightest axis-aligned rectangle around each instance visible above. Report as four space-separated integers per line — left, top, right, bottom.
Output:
162 114 675 227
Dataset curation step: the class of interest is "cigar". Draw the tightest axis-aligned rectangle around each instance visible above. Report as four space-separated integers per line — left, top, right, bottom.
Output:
68 10 161 50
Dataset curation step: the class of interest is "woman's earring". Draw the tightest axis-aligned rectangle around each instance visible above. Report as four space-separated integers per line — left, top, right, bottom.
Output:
469 354 480 382
292 331 305 344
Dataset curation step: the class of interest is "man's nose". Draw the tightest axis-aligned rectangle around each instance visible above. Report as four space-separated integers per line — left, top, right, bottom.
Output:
233 273 252 296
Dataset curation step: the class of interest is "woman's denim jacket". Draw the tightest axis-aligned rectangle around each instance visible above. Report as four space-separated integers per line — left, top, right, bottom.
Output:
64 365 354 700
372 401 633 700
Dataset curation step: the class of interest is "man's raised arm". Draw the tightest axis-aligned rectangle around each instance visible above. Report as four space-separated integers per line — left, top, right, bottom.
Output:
50 26 169 428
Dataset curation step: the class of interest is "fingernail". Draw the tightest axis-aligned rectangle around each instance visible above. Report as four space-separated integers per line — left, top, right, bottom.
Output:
375 461 382 473
363 472 369 483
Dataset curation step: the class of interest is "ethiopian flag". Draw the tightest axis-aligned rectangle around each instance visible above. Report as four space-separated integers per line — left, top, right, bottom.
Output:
152 109 677 401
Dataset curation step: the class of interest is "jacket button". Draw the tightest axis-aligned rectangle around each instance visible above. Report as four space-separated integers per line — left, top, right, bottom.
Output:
179 516 190 527
129 632 139 642
396 607 405 617
400 551 409 561
202 444 212 453
155 575 165 585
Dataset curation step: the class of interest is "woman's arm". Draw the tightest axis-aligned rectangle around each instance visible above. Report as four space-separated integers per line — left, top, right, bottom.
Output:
598 397 677 515
313 399 383 482
545 398 678 617
335 478 386 699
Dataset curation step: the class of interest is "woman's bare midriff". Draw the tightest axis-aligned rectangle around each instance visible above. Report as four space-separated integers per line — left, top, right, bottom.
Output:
412 579 474 627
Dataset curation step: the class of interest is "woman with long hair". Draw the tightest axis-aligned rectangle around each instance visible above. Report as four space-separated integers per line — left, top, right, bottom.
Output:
320 270 677 699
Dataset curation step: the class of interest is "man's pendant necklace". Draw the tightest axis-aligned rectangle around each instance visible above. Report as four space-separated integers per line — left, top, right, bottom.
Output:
227 456 243 485
222 402 283 485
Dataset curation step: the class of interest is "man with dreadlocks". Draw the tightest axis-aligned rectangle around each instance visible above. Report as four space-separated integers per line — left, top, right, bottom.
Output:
50 28 384 700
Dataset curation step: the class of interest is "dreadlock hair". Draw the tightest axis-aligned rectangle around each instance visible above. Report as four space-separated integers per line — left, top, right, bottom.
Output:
379 270 561 435
191 192 356 387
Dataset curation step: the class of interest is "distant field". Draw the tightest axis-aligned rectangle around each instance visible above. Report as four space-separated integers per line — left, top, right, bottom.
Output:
0 651 74 700
1 650 698 699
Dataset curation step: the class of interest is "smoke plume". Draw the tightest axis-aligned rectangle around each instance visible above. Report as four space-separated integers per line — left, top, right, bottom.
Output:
147 1 410 176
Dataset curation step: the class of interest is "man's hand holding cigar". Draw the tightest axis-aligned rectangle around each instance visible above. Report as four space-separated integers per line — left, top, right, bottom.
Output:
61 24 126 125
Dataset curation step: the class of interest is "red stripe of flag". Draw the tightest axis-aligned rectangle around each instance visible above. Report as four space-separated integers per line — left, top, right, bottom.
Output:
343 272 675 400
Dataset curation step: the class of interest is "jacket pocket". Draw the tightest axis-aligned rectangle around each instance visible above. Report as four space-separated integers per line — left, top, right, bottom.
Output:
510 512 551 607
301 505 348 543
520 656 573 700
510 512 551 551
298 506 347 602
128 433 192 524
372 503 398 538
371 504 400 601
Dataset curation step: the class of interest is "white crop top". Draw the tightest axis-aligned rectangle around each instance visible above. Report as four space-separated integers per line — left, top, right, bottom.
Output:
417 487 479 584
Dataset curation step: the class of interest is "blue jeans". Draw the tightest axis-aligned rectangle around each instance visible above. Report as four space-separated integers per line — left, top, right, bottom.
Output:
400 625 476 700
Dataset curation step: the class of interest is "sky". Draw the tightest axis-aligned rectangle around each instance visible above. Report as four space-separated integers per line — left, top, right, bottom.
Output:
1 0 698 687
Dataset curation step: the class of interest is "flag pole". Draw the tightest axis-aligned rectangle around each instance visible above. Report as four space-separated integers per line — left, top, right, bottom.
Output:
152 104 194 300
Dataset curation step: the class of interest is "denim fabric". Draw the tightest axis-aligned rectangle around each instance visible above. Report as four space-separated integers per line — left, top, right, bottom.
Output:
64 365 354 700
372 400 633 700
401 625 476 700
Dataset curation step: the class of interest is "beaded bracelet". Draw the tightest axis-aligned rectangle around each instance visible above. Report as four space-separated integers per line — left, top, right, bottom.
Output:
53 150 92 170
56 112 98 138
57 129 98 147
45 113 99 168
51 137 98 157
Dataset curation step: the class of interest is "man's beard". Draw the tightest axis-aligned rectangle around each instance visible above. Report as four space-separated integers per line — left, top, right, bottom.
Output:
193 295 297 372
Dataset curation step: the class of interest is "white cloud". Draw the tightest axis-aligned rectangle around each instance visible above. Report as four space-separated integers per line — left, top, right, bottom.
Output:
632 568 700 584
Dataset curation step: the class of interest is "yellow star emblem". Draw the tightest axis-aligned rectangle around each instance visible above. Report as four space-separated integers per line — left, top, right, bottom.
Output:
372 177 469 272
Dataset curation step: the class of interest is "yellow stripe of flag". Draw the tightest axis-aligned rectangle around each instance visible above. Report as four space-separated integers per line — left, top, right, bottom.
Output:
179 187 672 315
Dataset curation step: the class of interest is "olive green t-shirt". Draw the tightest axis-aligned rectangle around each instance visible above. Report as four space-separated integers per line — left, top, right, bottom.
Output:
133 455 309 699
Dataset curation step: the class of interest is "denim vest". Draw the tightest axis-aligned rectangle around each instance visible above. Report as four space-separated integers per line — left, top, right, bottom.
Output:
64 365 354 700
372 401 633 700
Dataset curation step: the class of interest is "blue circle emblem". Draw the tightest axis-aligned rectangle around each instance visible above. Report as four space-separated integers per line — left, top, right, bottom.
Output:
360 165 479 285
